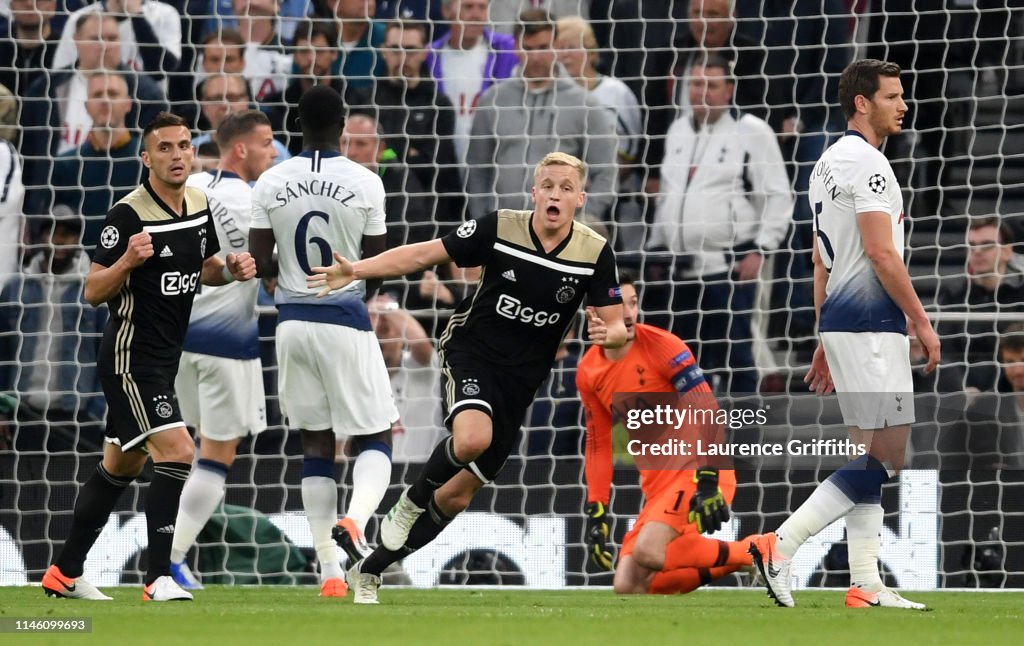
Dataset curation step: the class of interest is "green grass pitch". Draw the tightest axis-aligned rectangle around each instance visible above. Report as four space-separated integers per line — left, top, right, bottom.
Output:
2 587 1022 645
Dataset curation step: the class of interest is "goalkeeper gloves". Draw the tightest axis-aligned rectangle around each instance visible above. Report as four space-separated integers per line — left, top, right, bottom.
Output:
688 468 730 534
584 501 614 571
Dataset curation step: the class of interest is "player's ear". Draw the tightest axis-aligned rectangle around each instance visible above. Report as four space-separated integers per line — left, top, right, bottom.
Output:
855 93 870 114
531 185 537 203
577 190 586 208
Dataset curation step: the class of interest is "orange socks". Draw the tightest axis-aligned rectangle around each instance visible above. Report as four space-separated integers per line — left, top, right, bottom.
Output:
662 532 753 571
648 565 741 594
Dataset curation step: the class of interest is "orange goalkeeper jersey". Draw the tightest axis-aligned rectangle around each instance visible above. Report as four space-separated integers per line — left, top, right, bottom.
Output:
577 323 714 505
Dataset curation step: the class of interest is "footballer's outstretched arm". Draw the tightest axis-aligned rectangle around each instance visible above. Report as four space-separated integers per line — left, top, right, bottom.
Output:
360 233 386 301
307 239 452 296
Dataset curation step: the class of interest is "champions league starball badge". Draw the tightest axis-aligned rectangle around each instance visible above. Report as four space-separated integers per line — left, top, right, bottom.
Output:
868 173 887 195
100 226 119 249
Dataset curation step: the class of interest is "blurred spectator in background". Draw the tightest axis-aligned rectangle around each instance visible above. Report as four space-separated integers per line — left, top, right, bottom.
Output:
192 72 291 163
369 293 443 462
0 83 24 280
180 29 246 129
0 210 106 452
342 111 466 334
645 57 792 395
490 0 589 34
315 0 386 90
52 0 182 89
192 139 220 173
937 217 1024 392
231 0 292 101
0 0 61 97
351 19 463 223
640 0 767 191
374 0 444 39
465 9 617 220
266 19 346 155
426 0 518 163
199 0 311 44
21 13 165 203
49 70 144 250
865 0 972 217
341 112 428 249
554 14 642 254
952 322 1024 470
737 0 852 346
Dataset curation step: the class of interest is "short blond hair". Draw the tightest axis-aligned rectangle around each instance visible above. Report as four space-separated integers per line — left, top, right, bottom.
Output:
555 16 598 52
534 152 586 182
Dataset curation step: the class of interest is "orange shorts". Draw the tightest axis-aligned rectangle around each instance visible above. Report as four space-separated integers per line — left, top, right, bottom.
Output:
620 470 737 559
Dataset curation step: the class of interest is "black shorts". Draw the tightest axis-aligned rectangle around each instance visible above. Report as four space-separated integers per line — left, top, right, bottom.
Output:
440 351 546 482
101 372 184 451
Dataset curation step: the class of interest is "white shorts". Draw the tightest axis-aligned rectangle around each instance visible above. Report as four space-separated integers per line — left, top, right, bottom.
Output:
820 331 915 430
175 352 267 440
276 320 399 435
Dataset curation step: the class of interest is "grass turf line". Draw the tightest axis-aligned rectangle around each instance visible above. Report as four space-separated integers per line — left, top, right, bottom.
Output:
1 587 1022 645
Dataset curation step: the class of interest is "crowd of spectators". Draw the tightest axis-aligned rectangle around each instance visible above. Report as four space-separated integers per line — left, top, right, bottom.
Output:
0 1 1021 470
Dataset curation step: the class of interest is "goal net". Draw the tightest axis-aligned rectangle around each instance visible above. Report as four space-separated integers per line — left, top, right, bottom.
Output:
1 1 1022 590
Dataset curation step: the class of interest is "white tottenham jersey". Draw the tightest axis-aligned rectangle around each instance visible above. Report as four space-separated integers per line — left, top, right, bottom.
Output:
183 170 260 359
250 150 387 331
809 131 906 334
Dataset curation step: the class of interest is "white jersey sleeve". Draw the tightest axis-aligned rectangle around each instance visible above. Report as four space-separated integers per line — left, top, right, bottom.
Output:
809 133 906 335
251 151 387 330
182 171 260 359
0 140 26 278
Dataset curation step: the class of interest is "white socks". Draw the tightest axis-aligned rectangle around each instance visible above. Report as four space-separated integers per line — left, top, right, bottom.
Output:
170 465 226 563
847 503 884 591
302 476 343 581
775 479 856 560
345 449 392 533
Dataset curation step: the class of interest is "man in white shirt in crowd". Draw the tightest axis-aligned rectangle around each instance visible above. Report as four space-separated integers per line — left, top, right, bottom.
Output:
647 54 792 395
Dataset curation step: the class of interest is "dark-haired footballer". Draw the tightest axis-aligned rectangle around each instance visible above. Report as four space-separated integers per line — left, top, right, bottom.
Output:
43 112 257 602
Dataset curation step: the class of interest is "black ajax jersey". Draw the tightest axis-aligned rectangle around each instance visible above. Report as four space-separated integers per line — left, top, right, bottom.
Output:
440 210 620 369
93 181 219 375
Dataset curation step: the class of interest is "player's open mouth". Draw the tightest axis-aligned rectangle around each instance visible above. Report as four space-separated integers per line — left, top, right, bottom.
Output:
547 206 560 218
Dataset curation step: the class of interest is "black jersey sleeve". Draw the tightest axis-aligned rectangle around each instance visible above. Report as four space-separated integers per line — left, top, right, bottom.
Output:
93 203 143 268
440 211 498 268
586 242 621 307
204 213 221 260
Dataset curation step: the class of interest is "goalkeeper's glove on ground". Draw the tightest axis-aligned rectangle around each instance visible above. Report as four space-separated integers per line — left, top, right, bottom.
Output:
584 501 614 571
688 468 730 534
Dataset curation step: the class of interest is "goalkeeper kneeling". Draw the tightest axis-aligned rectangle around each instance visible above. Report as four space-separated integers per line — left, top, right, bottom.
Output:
576 276 757 593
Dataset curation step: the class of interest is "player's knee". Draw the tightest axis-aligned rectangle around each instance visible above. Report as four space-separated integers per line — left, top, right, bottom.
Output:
452 428 490 462
300 430 335 460
352 430 393 455
631 542 664 572
156 439 195 465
